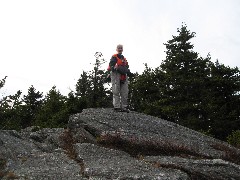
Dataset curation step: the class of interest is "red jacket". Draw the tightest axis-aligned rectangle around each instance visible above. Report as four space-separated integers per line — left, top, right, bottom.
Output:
108 54 128 71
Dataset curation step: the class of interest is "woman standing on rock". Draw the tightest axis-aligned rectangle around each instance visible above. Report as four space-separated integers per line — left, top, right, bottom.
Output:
108 44 133 112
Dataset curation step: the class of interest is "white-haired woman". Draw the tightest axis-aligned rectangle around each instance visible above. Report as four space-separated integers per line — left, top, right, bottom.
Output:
108 44 132 112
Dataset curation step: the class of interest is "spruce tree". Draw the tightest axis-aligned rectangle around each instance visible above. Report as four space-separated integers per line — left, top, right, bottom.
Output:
21 85 43 128
205 61 240 139
0 90 23 130
160 24 211 129
35 86 68 128
0 76 7 89
129 64 163 115
75 52 111 108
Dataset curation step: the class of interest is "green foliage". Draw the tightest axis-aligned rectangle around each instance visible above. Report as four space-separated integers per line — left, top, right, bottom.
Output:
159 24 212 128
131 24 213 130
0 85 44 130
31 126 41 132
0 76 7 89
204 61 240 139
66 91 86 114
76 71 91 98
129 24 240 140
198 128 214 137
0 27 239 143
0 52 112 130
129 64 164 116
227 130 240 148
20 85 43 128
0 90 23 130
75 52 112 108
34 86 68 128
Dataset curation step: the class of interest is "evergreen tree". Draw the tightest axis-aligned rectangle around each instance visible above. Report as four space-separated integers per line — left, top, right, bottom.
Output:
0 90 23 130
75 52 112 108
0 76 7 89
75 70 91 107
204 61 240 139
35 86 68 128
129 64 163 116
0 76 8 128
76 71 91 98
90 52 111 107
20 85 43 128
66 91 87 114
158 24 212 129
130 24 240 140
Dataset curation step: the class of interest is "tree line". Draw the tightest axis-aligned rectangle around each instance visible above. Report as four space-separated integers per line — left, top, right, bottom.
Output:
1 25 240 143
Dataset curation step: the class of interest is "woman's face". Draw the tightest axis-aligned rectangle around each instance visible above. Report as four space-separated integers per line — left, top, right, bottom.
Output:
117 46 123 54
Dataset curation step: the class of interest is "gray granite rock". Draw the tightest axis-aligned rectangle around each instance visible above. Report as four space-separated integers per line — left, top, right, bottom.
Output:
1 108 240 179
75 143 189 179
13 151 82 180
20 127 65 152
144 156 240 180
69 108 239 159
0 129 82 179
68 108 240 179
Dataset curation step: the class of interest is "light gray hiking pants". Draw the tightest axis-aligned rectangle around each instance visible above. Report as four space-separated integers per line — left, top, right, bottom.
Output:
111 71 129 109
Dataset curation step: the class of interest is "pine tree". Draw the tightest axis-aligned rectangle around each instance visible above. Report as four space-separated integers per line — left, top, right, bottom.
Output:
129 64 163 115
0 76 8 129
66 91 87 114
20 85 43 128
75 52 111 108
128 24 240 140
35 86 68 128
76 71 91 98
204 61 240 139
0 90 23 130
0 76 7 89
90 52 111 107
159 24 211 129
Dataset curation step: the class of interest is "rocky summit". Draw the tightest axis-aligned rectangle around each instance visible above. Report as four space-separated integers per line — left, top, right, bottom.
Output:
1 108 240 179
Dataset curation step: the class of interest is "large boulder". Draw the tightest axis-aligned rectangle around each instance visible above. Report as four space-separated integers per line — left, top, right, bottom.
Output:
1 108 240 179
145 156 240 180
74 143 189 179
0 129 82 179
69 108 239 159
69 108 240 179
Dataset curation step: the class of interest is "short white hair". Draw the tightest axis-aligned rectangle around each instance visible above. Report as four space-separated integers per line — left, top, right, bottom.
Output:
116 44 123 49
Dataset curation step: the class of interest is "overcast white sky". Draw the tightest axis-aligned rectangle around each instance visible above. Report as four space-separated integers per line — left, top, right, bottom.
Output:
1 0 240 96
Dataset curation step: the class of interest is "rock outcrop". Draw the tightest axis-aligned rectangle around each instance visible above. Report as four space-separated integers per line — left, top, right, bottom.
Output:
1 108 240 179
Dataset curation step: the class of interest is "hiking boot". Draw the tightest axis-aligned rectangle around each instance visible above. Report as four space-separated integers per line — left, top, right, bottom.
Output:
113 108 122 112
121 108 130 113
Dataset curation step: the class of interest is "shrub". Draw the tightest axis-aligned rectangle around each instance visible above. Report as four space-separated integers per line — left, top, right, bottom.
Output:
227 130 240 148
